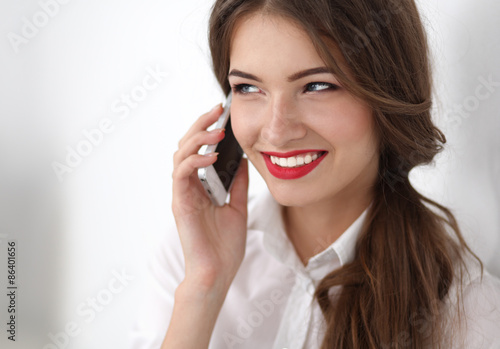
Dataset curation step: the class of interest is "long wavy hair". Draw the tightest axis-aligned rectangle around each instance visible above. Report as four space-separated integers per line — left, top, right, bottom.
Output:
208 0 480 347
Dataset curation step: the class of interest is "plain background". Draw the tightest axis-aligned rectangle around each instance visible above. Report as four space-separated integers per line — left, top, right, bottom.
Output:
0 0 498 348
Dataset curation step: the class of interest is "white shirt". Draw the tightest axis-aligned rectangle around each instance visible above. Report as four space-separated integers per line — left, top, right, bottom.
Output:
130 190 500 349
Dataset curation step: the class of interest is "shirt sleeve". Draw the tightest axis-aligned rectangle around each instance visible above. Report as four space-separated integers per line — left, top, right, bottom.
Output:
129 225 185 349
459 269 500 348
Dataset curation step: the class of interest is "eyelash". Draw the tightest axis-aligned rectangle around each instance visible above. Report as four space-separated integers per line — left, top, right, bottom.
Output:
232 84 259 94
305 82 339 92
231 82 339 95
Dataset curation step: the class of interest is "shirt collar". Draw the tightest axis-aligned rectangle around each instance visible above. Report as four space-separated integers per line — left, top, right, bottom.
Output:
248 190 369 281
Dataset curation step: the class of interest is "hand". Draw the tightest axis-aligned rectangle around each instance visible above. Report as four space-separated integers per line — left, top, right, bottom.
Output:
171 104 249 293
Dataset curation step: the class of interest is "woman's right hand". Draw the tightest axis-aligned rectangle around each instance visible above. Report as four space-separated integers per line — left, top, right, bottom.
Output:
171 104 249 294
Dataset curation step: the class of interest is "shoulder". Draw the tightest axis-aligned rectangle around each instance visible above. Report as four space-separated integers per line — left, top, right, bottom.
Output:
129 226 185 348
444 257 500 348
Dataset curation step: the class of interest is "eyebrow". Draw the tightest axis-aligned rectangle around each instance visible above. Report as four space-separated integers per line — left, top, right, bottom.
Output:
228 67 333 83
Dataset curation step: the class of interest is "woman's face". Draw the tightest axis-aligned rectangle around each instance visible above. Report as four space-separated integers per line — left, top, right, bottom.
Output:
229 14 379 207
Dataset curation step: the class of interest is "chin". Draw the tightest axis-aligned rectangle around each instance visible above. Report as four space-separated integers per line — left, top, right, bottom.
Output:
266 181 318 207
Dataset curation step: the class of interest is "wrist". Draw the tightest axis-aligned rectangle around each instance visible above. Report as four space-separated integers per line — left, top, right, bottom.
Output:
163 277 230 349
183 264 238 292
176 275 232 306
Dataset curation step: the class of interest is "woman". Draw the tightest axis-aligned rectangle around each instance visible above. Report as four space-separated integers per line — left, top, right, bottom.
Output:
131 0 500 348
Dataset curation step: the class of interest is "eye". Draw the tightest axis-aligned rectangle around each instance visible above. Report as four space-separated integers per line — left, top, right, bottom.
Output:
305 82 338 92
232 83 261 94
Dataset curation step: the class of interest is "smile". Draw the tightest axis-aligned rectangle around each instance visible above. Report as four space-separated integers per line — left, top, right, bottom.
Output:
261 150 327 180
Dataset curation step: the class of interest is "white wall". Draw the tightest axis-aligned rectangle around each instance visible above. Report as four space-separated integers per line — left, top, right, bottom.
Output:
0 1 498 348
414 0 500 276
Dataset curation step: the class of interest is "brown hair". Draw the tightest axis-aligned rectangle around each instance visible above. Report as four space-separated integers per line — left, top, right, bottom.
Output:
208 0 480 347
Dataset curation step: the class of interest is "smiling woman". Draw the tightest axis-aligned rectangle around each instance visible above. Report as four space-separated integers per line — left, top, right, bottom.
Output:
131 0 500 348
228 14 378 217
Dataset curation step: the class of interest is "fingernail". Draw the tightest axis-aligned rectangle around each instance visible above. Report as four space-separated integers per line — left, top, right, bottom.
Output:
209 128 225 134
211 103 222 111
204 152 219 157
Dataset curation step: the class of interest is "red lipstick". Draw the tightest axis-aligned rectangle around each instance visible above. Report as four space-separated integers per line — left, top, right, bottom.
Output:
261 150 327 180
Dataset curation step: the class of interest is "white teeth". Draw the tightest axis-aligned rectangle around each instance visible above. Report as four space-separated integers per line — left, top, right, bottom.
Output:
269 152 324 168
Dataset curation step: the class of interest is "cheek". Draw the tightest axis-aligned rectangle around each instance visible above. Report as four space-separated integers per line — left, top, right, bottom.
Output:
230 104 258 151
315 100 376 147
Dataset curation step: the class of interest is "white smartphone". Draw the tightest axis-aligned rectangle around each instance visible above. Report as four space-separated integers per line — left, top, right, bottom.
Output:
198 92 244 206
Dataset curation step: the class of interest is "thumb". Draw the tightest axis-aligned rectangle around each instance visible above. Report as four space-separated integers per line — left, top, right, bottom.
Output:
228 157 249 215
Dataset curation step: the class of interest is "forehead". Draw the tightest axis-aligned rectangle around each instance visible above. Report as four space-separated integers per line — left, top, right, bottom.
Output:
229 13 326 74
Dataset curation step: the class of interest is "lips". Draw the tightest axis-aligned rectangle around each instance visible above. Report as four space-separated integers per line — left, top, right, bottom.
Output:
261 150 327 180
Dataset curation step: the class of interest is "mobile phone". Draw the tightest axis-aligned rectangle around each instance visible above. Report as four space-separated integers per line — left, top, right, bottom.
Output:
198 92 244 206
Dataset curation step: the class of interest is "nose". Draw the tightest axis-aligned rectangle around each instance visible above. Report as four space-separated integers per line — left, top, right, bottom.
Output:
260 95 307 147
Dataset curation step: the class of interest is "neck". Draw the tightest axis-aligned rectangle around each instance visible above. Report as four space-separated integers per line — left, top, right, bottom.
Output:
282 188 373 266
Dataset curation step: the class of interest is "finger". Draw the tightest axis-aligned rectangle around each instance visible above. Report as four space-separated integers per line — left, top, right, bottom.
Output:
178 104 222 148
228 158 249 216
172 153 218 185
172 153 218 214
173 129 225 168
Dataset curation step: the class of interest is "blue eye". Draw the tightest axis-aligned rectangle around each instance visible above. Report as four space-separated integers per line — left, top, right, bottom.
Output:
232 84 260 94
305 82 338 92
